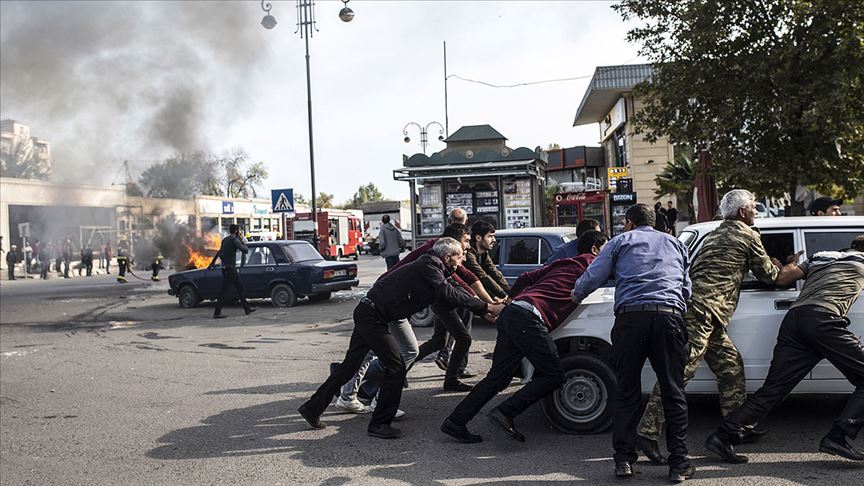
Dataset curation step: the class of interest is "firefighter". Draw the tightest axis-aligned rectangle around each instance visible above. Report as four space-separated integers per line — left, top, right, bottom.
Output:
151 251 163 281
116 238 130 283
82 244 94 276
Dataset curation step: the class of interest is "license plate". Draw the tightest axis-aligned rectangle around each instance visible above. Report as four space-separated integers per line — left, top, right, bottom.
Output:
334 269 347 277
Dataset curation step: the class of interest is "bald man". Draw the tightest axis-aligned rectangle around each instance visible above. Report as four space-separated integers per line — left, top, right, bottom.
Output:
449 208 467 225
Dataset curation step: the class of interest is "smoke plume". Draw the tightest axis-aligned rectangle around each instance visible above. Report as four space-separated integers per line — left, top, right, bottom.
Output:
0 0 272 181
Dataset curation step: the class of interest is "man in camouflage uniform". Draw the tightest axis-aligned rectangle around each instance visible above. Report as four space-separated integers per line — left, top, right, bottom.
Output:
636 189 802 464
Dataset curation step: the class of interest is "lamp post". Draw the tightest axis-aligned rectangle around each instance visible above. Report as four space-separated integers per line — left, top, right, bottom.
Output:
260 0 353 249
403 121 445 155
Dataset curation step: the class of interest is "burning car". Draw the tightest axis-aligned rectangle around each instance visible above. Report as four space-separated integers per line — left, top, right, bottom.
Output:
168 240 359 308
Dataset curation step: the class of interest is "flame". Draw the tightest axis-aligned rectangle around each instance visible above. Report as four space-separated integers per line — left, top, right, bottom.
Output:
181 232 221 269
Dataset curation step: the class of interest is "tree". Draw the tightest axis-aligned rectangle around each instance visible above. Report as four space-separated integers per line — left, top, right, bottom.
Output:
614 0 864 213
293 192 309 206
655 146 696 223
218 148 268 198
138 148 268 199
344 182 385 208
316 192 335 209
0 136 51 180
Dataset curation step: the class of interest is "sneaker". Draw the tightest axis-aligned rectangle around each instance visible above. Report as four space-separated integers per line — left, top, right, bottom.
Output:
370 396 405 419
335 396 372 414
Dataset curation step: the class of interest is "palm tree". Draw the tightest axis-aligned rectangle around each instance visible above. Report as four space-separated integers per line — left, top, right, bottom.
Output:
655 146 695 223
316 192 335 209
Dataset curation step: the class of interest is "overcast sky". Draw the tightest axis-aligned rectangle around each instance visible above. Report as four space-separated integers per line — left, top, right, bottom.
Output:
0 0 645 203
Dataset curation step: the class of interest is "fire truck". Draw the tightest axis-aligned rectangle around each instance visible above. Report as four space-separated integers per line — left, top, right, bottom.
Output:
293 210 363 260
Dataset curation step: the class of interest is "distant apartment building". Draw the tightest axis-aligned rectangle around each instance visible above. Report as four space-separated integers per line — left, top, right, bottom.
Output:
0 119 52 179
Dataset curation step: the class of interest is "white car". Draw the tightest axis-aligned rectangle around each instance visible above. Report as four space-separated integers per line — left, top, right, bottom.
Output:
527 216 864 434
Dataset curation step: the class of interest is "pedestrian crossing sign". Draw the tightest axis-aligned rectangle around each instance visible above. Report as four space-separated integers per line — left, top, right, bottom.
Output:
271 189 295 215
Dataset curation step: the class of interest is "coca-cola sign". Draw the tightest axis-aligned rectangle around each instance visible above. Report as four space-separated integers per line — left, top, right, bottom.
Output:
554 192 588 202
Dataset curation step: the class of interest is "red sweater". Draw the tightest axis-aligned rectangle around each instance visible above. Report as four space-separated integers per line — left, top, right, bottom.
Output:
380 239 478 295
508 254 595 330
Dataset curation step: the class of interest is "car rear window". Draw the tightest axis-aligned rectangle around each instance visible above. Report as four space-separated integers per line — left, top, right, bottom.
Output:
282 242 324 262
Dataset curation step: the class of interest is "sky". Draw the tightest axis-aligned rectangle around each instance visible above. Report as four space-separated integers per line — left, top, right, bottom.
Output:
0 0 645 204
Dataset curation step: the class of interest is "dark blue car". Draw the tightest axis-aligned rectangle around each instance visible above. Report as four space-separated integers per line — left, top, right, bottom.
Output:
168 241 359 308
490 227 578 286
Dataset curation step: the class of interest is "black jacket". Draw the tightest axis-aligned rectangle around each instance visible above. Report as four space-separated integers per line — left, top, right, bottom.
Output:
213 234 248 268
367 253 487 322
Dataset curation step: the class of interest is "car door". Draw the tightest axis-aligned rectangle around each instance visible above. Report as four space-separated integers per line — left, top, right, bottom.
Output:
238 245 277 297
713 229 801 385
802 229 864 383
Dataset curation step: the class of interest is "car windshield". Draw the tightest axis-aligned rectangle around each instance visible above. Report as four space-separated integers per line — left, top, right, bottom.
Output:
281 242 324 262
560 232 578 243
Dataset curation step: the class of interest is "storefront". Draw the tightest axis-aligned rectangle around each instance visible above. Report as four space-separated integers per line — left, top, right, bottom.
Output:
194 196 281 236
394 125 547 243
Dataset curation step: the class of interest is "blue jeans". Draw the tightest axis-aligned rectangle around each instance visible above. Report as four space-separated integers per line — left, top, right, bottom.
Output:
346 319 418 399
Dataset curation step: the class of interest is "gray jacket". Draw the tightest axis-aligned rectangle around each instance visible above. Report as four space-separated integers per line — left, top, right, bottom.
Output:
378 223 404 257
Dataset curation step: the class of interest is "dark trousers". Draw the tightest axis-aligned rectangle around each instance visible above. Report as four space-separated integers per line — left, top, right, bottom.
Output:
40 260 48 279
438 308 473 373
117 258 127 279
718 306 864 442
611 311 689 468
63 257 71 278
384 255 399 270
305 302 406 428
214 266 249 315
7 265 13 280
449 304 564 425
416 303 472 384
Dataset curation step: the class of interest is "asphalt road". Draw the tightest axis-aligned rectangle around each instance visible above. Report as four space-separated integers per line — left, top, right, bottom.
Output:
1 255 862 485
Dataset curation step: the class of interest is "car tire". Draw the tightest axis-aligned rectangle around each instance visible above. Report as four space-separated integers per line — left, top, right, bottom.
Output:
337 249 343 260
271 283 297 308
178 285 200 308
353 247 359 260
541 353 615 434
308 292 331 302
408 306 434 327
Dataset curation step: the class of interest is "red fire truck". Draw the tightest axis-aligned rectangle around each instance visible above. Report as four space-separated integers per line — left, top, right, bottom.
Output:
293 210 363 260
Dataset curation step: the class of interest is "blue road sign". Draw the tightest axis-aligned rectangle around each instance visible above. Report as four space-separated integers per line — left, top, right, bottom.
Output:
271 189 295 214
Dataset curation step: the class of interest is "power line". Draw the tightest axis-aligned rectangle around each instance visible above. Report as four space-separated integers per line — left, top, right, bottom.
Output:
446 73 592 88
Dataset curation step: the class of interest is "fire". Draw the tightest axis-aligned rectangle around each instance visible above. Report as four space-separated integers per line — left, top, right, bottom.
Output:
181 232 221 269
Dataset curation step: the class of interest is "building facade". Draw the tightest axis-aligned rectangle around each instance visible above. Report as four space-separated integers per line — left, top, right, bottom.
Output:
0 119 52 180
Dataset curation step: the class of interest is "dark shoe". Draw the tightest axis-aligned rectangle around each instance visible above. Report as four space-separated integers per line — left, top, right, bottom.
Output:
245 307 257 315
669 464 695 483
368 424 402 439
738 423 767 444
213 314 228 319
443 381 474 392
441 417 482 443
434 356 448 372
614 461 633 478
487 408 525 442
298 403 325 429
637 435 668 465
819 435 864 461
458 370 479 379
705 433 748 464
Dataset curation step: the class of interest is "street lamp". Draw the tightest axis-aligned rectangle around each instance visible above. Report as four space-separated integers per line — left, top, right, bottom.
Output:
403 121 445 155
260 0 353 250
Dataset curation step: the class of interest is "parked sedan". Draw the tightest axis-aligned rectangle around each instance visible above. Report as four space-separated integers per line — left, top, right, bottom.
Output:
168 240 359 308
528 216 864 435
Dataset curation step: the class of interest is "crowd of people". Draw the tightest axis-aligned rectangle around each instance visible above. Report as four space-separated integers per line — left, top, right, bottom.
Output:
297 191 863 483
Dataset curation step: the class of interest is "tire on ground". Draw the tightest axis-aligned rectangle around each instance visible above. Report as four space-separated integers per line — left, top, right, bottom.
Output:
541 353 616 434
408 306 434 327
270 283 297 308
178 285 201 308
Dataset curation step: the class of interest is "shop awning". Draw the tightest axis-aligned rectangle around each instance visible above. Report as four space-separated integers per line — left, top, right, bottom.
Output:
393 159 542 181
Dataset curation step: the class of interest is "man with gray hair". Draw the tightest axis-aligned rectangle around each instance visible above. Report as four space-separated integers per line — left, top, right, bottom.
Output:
636 189 802 465
299 237 502 440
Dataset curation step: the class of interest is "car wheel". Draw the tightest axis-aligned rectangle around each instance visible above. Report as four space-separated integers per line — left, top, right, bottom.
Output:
408 306 434 327
308 292 331 302
337 249 343 260
353 247 359 260
542 353 615 434
178 285 200 308
270 283 296 308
